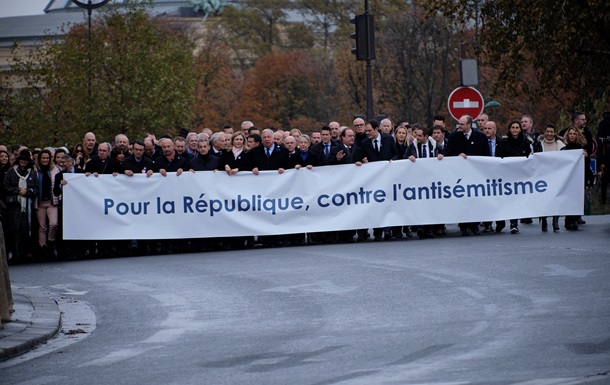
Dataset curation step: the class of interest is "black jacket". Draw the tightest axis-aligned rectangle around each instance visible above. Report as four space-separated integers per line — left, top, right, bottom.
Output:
496 134 531 158
123 155 155 174
360 133 398 161
84 156 123 174
153 155 191 173
191 153 220 171
445 129 491 157
249 144 289 171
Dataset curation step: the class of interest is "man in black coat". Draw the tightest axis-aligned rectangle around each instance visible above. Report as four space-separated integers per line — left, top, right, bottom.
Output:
361 120 399 163
360 119 399 241
310 126 338 166
445 114 491 236
328 128 365 243
250 129 289 174
84 142 123 176
327 128 364 166
153 138 191 176
249 129 289 247
189 139 220 171
123 140 155 177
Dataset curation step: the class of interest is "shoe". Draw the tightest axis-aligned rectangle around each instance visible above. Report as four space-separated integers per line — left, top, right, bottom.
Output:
471 227 480 236
416 229 426 239
577 218 586 225
495 223 505 233
520 218 533 224
510 226 519 234
483 224 492 233
425 232 435 239
374 235 382 242
384 232 393 241
405 229 413 238
461 229 470 236
541 220 548 232
552 218 559 232
570 224 579 231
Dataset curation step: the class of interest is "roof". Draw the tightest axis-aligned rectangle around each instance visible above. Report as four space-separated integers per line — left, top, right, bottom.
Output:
0 1 204 46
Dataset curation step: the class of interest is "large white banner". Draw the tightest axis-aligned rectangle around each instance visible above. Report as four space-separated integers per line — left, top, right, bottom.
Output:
63 150 584 240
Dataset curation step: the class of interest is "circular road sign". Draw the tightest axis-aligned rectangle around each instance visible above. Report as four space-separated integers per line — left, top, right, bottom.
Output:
448 86 485 121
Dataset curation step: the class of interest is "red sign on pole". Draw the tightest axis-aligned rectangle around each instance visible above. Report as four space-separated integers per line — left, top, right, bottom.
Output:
447 87 484 121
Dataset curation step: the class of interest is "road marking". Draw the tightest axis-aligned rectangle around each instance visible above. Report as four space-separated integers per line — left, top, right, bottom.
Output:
459 287 485 299
418 273 453 283
543 265 594 278
511 375 609 384
262 280 356 295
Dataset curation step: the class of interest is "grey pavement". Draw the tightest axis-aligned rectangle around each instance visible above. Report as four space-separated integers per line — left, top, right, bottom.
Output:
0 287 62 361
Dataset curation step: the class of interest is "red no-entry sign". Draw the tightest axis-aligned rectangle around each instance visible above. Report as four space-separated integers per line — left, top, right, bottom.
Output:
448 87 484 121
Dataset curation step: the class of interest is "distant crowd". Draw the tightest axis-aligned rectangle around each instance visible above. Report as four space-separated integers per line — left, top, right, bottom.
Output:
2 111 609 264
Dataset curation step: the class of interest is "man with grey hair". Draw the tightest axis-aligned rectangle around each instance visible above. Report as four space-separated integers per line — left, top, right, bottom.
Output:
209 132 226 157
521 114 541 150
380 118 393 136
241 121 254 134
186 132 199 157
114 134 130 152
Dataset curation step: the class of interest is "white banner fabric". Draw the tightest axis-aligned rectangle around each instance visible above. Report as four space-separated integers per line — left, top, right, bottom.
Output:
63 150 584 240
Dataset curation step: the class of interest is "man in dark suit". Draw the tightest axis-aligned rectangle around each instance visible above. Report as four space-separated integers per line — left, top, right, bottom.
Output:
361 120 399 163
250 129 289 174
360 119 399 241
189 138 219 171
445 114 491 236
310 126 338 166
431 124 449 155
405 127 442 239
250 129 289 247
327 128 365 242
481 120 507 233
123 140 155 177
327 128 364 166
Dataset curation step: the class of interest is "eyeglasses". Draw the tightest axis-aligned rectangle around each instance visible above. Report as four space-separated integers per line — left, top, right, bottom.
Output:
354 124 364 127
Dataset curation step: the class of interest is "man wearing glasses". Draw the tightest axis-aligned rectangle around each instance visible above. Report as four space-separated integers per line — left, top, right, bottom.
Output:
353 117 367 146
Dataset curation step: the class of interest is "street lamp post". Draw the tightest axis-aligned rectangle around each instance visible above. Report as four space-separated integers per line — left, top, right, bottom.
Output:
70 0 111 126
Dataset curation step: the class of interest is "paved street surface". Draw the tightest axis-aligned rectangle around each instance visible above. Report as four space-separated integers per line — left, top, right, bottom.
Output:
2 216 610 385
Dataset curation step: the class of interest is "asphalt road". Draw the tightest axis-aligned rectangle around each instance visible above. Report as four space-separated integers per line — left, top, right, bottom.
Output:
2 216 610 385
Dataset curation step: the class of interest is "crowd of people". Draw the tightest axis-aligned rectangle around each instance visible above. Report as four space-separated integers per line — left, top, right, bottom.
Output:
1 111 607 264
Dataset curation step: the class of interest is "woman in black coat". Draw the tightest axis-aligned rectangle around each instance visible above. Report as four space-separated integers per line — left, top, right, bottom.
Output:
496 120 532 234
3 150 39 263
219 131 251 175
562 127 589 230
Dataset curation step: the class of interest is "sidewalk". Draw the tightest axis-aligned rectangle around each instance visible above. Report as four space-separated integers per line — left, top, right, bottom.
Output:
0 287 62 361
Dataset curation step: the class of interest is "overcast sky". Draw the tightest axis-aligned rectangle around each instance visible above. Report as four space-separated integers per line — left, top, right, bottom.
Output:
0 0 49 18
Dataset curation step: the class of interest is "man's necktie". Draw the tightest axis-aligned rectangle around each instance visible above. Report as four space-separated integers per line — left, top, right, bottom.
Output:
489 140 493 156
324 144 329 158
374 139 379 153
422 144 427 158
266 148 271 158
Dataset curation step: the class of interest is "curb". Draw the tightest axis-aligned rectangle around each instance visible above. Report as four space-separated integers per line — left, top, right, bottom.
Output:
0 290 62 361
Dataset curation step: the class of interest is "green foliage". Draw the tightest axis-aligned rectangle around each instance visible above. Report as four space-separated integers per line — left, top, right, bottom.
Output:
419 0 610 111
219 0 291 64
2 3 196 147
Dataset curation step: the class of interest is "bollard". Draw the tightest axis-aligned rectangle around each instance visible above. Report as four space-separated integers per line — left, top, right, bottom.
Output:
0 222 13 327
